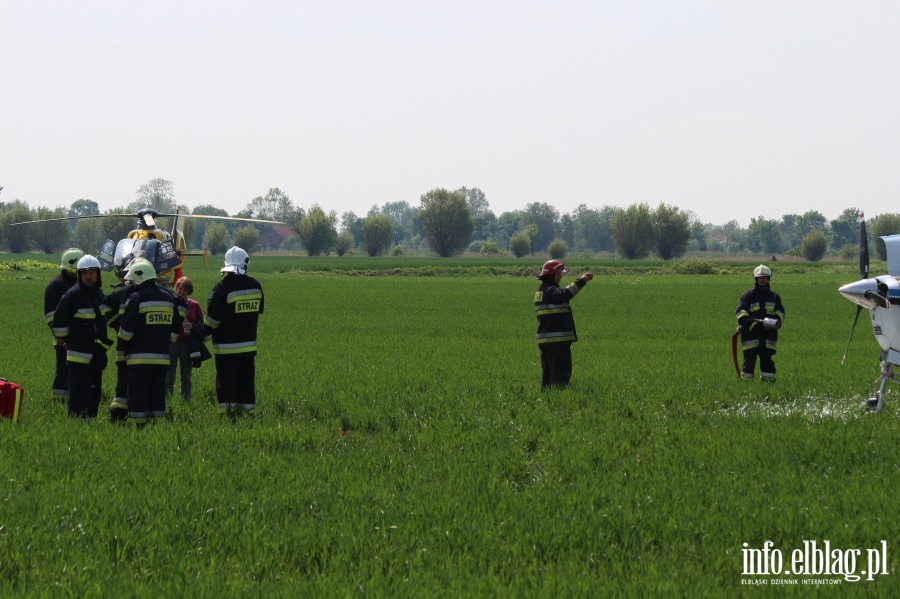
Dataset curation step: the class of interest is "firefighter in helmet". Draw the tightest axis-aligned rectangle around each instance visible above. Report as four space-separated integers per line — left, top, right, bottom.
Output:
101 258 140 422
534 259 594 389
735 264 785 381
44 247 85 402
117 258 184 425
50 255 112 418
204 246 264 417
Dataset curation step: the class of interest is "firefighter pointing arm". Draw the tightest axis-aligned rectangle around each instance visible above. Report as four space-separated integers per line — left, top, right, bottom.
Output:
534 260 593 390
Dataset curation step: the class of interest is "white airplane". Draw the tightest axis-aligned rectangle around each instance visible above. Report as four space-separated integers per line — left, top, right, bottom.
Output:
838 213 900 412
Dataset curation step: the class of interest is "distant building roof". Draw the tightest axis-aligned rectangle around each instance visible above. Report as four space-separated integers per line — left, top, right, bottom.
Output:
259 225 298 248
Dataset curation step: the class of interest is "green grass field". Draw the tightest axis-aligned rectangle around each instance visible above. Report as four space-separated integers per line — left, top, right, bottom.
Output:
0 255 897 596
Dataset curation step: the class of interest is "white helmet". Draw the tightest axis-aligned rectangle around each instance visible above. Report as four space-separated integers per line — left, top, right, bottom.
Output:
125 258 157 286
76 255 101 273
753 264 772 278
221 246 249 275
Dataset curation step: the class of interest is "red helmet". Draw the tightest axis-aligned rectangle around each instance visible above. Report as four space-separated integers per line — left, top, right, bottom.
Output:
537 259 567 278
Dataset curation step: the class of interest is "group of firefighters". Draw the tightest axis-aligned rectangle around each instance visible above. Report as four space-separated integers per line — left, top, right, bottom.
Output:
44 249 782 421
44 246 263 423
533 259 784 388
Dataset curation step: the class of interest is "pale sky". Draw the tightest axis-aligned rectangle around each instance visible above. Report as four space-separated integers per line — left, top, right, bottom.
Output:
3 1 899 227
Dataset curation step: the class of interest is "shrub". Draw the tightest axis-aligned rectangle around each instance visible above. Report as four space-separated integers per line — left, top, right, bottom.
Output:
800 230 828 262
839 243 857 261
547 238 568 260
671 259 717 274
509 232 532 258
480 241 500 255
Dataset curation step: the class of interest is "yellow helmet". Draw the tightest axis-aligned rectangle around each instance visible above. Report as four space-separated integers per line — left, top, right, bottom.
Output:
60 248 85 273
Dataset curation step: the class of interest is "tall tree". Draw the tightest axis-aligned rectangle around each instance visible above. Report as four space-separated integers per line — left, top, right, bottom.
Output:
519 202 559 253
651 203 692 260
131 178 177 232
232 225 260 255
69 199 100 218
131 178 176 213
418 188 473 257
204 222 229 255
747 217 781 254
456 186 490 217
0 200 34 253
190 204 230 248
488 211 521 249
34 206 71 253
611 203 652 259
830 208 862 250
374 200 419 244
340 211 363 247
691 221 708 251
243 188 298 223
572 204 614 252
293 205 338 256
73 218 102 254
791 210 829 247
456 185 492 243
361 214 394 256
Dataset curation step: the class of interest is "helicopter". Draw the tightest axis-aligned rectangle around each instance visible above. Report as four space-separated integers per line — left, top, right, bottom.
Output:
837 213 900 412
13 207 283 286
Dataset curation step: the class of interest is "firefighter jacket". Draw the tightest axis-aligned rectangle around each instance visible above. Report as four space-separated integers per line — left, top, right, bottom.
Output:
102 284 138 364
44 271 78 328
735 284 785 351
204 274 264 355
118 282 184 367
50 282 111 366
534 278 586 345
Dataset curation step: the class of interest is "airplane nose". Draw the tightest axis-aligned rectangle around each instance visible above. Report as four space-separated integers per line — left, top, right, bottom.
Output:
839 279 880 309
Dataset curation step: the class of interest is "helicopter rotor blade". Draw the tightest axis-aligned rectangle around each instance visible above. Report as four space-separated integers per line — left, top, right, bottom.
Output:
154 213 286 225
8 213 123 226
841 305 863 365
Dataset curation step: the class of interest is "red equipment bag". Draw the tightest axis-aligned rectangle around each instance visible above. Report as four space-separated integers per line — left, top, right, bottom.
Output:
0 378 24 423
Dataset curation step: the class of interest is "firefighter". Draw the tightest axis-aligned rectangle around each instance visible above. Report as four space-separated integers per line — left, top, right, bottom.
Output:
534 259 594 389
101 260 139 422
117 259 183 425
205 246 264 417
50 255 112 418
44 247 84 402
735 264 785 382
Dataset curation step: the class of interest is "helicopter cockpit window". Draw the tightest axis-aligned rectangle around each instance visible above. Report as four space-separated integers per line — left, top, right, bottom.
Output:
114 239 136 267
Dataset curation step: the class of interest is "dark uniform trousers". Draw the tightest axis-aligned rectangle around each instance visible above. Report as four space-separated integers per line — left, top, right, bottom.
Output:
68 364 103 418
540 343 573 389
215 354 256 412
127 367 168 420
52 345 69 402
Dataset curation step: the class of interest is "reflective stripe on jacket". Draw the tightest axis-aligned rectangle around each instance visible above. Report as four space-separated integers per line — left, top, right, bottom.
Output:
205 274 264 355
535 279 585 345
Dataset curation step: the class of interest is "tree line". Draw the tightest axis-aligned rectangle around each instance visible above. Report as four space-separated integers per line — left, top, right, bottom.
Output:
1 180 898 260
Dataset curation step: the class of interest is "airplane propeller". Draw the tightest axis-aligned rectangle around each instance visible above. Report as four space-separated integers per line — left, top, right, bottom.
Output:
841 214 869 365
